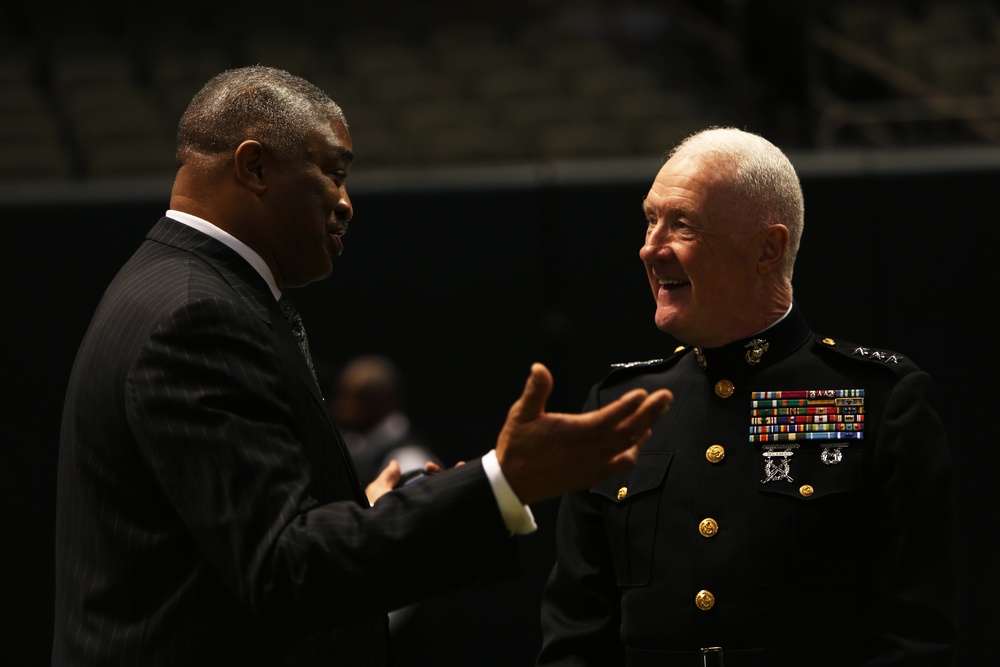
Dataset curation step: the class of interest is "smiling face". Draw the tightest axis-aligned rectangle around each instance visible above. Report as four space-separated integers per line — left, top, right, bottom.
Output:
262 117 354 288
639 153 770 348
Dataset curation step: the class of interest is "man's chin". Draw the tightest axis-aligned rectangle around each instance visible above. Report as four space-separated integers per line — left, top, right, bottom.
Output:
287 261 335 288
654 317 677 336
653 307 679 331
654 310 693 343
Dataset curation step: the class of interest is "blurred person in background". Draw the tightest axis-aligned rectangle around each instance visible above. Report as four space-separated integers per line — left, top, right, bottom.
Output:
325 353 443 635
326 354 441 487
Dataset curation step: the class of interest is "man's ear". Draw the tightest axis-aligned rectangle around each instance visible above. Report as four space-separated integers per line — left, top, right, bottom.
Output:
757 224 789 275
234 140 267 194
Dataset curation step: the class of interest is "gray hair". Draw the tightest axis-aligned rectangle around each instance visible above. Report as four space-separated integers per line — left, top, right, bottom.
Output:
176 65 347 166
670 127 805 277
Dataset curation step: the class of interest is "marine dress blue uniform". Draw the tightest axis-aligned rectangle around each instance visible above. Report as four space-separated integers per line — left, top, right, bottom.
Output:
539 304 958 667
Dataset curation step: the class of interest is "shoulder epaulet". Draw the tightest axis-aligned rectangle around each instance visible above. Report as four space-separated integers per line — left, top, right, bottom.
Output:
606 344 688 376
814 335 920 377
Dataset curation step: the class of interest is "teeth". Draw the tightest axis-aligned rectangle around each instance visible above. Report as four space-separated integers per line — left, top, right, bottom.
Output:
657 278 688 286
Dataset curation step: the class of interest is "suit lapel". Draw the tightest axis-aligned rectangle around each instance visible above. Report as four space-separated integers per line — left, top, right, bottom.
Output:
148 217 365 498
148 217 332 412
150 216 274 316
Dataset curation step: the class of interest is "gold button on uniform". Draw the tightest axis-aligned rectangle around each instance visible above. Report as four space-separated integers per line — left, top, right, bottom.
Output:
714 379 734 398
695 589 715 610
799 485 814 497
705 444 726 463
617 487 628 501
699 518 719 538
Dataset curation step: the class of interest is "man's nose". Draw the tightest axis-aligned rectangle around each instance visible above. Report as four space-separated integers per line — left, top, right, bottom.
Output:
641 224 668 260
335 191 353 223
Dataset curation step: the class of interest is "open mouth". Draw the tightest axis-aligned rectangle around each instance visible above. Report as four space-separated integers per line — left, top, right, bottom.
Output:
327 222 349 256
327 231 344 256
657 278 690 290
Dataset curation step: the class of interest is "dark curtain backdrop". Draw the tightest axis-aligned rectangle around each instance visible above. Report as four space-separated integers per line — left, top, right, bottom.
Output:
6 156 996 666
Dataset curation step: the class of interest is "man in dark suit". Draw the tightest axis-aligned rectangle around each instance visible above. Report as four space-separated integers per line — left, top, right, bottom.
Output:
52 66 672 666
537 127 959 666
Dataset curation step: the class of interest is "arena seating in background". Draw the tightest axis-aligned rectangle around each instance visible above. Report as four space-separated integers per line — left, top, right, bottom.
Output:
0 0 998 182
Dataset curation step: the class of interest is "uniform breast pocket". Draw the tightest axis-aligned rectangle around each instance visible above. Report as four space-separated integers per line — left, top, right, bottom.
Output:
590 451 673 588
753 444 866 587
754 442 863 500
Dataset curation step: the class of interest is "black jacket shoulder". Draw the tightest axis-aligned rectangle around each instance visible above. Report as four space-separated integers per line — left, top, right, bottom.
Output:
599 345 689 389
813 334 921 379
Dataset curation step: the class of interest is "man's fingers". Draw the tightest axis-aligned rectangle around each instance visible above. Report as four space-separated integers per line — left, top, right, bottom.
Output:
629 389 673 431
606 443 643 472
365 460 402 505
512 363 554 421
592 388 652 422
378 460 402 485
592 388 673 437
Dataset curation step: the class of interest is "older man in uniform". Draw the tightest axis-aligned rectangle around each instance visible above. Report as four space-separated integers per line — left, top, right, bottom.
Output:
537 127 958 666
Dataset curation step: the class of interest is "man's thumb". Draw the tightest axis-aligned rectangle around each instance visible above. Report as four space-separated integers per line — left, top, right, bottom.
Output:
515 363 553 420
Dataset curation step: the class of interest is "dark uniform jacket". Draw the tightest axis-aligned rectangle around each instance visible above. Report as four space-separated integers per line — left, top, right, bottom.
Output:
539 304 958 667
53 217 519 666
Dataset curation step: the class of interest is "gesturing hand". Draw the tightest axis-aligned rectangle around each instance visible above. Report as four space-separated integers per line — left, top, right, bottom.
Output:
365 459 401 505
367 460 445 505
495 363 672 506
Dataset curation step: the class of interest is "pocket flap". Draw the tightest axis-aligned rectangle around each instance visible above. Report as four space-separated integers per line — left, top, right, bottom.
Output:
591 451 674 502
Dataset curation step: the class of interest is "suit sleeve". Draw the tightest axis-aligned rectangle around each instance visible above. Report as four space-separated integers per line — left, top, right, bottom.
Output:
863 369 959 665
127 296 519 643
538 383 626 667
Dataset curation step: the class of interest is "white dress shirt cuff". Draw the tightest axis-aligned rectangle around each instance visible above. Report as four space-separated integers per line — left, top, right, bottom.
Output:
482 449 537 535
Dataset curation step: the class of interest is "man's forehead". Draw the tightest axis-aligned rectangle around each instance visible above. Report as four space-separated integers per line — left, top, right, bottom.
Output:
645 173 706 207
312 123 354 163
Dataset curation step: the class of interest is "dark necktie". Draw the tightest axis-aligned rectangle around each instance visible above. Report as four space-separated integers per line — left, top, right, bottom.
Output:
278 296 319 388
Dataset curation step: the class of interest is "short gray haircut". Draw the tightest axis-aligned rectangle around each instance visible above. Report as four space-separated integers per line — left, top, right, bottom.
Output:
176 65 347 166
670 127 805 276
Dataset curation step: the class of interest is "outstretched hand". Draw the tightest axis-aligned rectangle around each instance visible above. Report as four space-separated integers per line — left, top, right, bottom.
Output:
496 363 672 506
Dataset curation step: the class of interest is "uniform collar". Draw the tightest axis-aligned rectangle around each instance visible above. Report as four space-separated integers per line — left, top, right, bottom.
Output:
691 302 811 380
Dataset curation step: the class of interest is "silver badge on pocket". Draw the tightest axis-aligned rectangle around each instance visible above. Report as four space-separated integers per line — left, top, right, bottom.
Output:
820 445 846 465
761 445 799 483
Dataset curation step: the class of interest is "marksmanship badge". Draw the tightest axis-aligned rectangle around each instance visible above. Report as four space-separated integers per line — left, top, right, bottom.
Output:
761 445 798 483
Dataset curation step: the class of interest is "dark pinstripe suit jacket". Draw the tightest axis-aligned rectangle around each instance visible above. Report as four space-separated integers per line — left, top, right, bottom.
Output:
53 217 519 666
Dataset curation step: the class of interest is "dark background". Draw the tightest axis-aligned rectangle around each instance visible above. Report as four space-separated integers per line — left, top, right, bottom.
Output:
4 148 997 665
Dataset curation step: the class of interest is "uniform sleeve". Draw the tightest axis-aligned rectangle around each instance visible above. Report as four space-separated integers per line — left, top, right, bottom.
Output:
864 370 959 665
538 491 626 667
538 383 626 667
